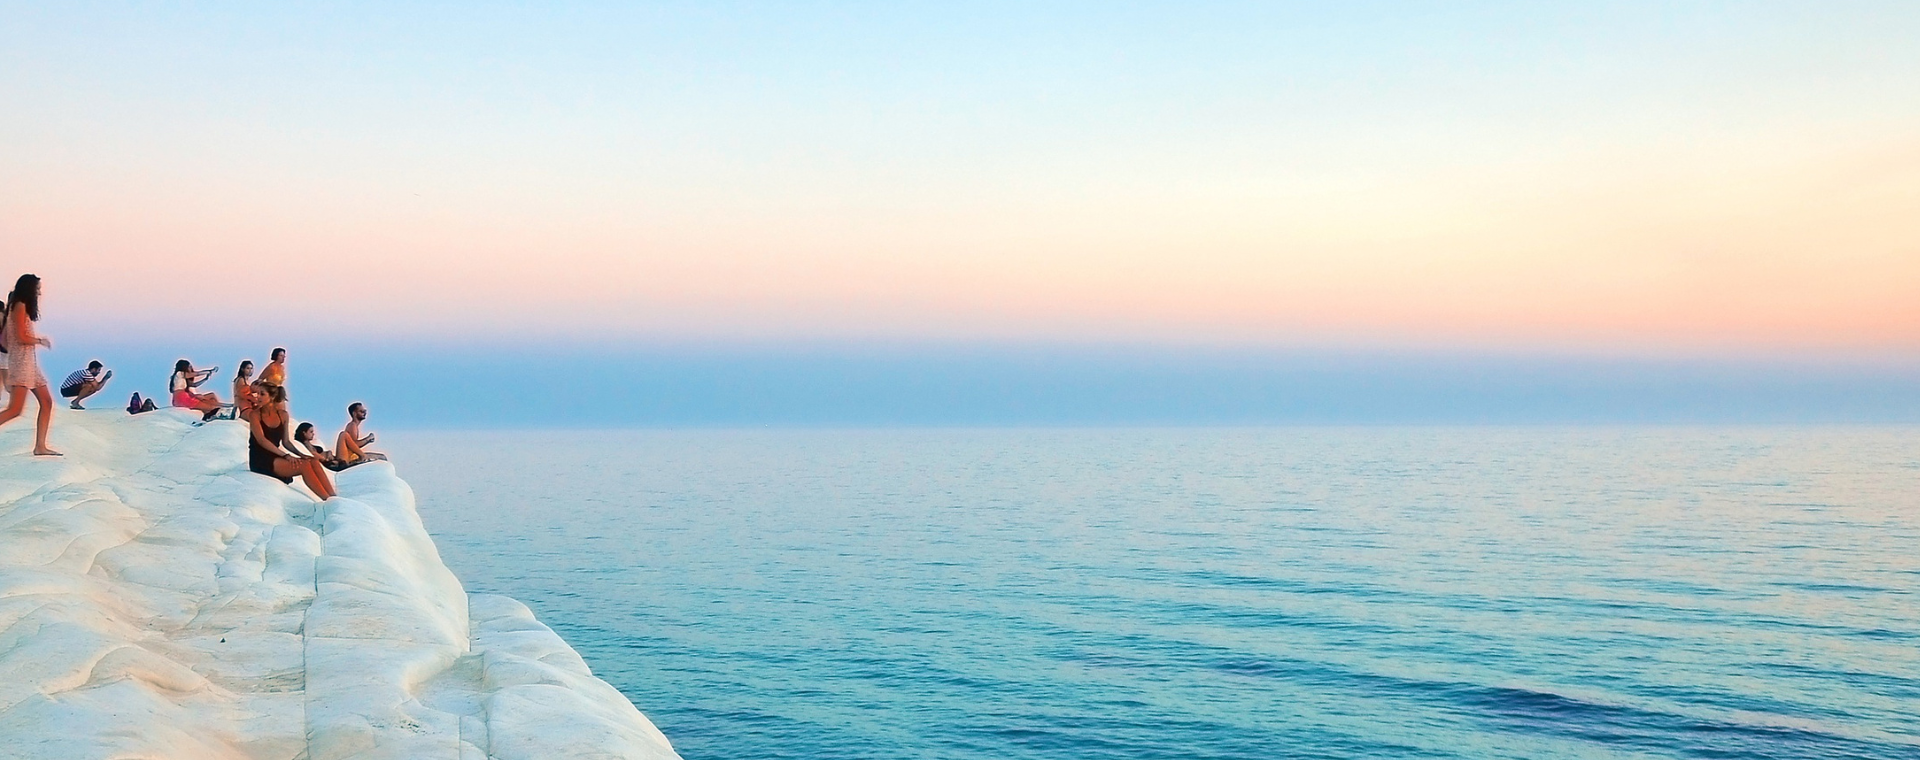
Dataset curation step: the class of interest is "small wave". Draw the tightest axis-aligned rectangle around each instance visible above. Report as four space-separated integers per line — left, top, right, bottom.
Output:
1769 581 1900 594
1195 650 1917 759
1462 685 1915 759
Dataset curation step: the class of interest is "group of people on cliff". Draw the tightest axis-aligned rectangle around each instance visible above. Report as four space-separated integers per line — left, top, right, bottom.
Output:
161 350 386 499
0 273 382 501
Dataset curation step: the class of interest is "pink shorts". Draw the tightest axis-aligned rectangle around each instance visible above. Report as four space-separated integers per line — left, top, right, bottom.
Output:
172 390 199 408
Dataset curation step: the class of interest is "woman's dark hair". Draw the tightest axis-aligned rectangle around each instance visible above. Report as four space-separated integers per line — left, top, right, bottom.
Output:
237 360 254 378
271 347 286 360
174 359 192 374
8 274 39 322
295 422 315 441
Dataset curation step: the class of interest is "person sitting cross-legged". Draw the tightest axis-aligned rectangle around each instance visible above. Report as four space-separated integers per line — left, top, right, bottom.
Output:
335 402 388 467
60 360 112 410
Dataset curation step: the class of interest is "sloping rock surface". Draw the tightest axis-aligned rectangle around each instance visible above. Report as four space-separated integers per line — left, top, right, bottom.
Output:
0 409 679 760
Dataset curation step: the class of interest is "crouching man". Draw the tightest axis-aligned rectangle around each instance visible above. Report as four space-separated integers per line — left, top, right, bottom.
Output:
60 361 112 410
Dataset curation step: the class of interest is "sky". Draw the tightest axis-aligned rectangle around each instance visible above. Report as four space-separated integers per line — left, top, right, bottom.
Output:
3 2 1919 424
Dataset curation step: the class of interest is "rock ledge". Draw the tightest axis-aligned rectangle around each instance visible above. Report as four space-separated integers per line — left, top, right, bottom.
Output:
0 409 679 760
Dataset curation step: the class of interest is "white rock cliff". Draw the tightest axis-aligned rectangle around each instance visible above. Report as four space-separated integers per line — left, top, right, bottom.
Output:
0 409 680 759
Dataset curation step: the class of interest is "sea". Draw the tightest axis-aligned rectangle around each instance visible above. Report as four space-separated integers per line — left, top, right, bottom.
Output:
392 427 1920 760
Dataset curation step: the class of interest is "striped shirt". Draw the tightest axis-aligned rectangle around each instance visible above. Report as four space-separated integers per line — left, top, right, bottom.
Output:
61 368 100 393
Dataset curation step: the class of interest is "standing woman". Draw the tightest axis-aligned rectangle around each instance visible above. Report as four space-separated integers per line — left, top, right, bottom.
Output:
0 275 59 456
0 289 9 392
248 384 335 499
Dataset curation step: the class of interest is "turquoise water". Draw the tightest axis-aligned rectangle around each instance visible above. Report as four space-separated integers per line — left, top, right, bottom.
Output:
395 428 1920 759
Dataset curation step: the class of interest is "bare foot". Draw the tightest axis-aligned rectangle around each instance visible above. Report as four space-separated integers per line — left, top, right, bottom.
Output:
33 448 62 457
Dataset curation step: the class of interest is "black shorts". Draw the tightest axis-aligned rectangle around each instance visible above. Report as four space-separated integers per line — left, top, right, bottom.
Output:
60 384 83 398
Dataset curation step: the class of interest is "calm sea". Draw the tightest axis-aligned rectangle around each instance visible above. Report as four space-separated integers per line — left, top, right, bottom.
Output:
393 428 1920 760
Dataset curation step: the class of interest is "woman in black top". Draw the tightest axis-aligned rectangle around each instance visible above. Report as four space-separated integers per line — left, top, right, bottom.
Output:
248 384 336 499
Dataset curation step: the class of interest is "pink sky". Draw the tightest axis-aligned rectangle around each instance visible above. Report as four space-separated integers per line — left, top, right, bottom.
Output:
4 4 1918 355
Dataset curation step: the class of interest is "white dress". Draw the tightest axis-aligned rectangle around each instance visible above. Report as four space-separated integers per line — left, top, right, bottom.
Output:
4 318 45 389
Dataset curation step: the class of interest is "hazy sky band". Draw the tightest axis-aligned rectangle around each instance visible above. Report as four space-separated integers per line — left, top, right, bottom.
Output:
62 339 1920 427
4 2 1919 353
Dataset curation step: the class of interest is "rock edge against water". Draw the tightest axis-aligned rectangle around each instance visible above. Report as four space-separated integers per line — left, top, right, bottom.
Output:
0 409 680 760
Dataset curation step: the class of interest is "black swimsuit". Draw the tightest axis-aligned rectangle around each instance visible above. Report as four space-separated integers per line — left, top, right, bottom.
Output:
249 417 293 483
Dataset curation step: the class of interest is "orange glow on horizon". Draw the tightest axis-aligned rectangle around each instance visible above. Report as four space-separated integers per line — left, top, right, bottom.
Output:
14 130 1918 355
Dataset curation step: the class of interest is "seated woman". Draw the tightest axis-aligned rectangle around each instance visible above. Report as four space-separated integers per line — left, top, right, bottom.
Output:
170 360 225 419
294 422 352 471
248 385 336 499
257 347 288 394
233 361 258 421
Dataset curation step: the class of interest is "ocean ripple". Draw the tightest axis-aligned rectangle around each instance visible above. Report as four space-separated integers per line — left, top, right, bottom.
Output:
401 427 1920 759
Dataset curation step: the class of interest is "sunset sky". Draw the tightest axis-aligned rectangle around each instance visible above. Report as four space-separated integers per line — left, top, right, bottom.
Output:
4 3 1918 423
